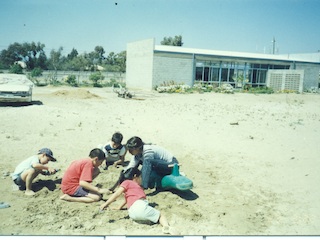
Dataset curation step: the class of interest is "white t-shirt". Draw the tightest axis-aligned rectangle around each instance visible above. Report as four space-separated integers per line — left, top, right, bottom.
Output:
11 155 39 180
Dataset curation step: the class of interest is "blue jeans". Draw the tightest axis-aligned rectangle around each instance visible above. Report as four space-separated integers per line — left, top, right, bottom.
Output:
150 157 179 175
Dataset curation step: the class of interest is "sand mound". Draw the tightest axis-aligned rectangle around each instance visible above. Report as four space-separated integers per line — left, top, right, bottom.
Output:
52 89 101 99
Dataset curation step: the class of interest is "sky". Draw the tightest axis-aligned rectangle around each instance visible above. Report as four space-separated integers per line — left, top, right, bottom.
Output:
1 0 320 57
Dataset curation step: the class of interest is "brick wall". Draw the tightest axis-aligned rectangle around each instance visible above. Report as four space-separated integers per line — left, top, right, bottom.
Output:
295 63 319 90
153 55 193 88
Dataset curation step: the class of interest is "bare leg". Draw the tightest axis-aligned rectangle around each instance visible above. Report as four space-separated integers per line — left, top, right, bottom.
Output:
159 213 169 228
60 192 101 203
159 213 179 235
20 168 40 196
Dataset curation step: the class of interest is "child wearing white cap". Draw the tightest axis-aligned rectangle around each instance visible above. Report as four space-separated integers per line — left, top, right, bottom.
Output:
11 148 58 196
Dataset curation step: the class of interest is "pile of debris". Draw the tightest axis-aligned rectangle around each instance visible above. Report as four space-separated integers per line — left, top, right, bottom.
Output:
112 84 134 98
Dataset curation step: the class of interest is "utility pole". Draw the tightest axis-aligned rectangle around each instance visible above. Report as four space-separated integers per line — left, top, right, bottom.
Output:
272 37 276 54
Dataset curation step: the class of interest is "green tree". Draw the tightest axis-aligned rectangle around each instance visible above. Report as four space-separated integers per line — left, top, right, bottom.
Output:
49 47 64 71
83 46 106 67
105 52 116 65
0 42 47 70
161 35 183 46
67 54 90 71
0 43 22 68
67 48 78 61
48 47 64 84
83 52 96 71
102 51 126 72
23 42 47 69
94 46 105 64
115 51 126 73
35 51 48 70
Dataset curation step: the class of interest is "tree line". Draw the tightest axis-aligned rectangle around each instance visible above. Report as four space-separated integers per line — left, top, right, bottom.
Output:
0 42 126 74
0 35 183 75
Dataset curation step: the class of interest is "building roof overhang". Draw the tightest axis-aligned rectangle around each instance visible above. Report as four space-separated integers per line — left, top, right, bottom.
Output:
154 45 320 64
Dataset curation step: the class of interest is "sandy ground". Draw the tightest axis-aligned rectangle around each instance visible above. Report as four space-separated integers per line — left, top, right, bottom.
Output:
0 86 319 236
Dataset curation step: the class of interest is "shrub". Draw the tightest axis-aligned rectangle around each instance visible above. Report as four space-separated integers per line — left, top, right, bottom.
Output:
65 74 78 87
247 86 274 94
214 84 234 94
9 64 23 74
156 83 191 93
89 71 104 87
27 68 45 86
193 83 214 93
30 67 43 77
104 78 119 87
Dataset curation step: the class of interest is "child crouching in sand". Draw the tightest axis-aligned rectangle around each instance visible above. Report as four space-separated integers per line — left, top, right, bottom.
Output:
99 168 178 235
11 148 58 196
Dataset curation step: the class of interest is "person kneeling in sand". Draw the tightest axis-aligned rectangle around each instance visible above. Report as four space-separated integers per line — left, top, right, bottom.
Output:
126 136 180 189
60 148 111 203
11 148 58 196
100 168 178 235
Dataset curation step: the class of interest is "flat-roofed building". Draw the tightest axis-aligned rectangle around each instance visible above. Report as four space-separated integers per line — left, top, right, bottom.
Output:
126 38 320 92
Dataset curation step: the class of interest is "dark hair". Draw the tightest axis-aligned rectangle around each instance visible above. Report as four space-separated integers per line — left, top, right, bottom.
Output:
119 167 141 184
126 136 144 150
89 148 105 160
112 132 123 144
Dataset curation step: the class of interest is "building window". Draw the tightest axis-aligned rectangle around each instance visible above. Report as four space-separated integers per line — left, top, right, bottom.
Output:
195 66 203 81
194 59 289 87
211 67 219 82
